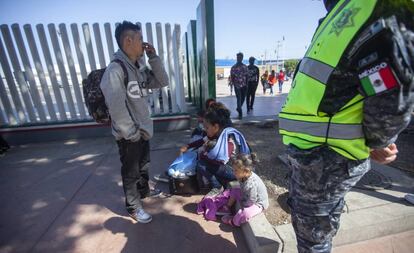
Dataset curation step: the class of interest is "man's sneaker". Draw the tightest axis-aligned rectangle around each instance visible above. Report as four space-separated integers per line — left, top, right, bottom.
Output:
221 215 234 226
129 208 152 223
216 205 231 216
404 193 414 205
149 188 162 197
154 173 169 183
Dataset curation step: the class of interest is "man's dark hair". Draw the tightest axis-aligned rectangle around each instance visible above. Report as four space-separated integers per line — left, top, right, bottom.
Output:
115 21 141 50
237 52 243 58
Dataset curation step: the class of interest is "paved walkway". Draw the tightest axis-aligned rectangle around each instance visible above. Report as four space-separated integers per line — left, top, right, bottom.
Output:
0 132 248 253
216 79 291 119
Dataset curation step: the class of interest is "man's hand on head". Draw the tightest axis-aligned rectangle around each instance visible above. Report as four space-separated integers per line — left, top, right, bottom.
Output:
143 42 156 57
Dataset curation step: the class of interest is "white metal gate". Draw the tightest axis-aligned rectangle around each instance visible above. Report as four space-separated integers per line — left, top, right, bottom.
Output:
0 22 187 127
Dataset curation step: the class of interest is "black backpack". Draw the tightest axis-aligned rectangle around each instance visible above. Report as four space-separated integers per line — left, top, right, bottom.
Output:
82 59 128 123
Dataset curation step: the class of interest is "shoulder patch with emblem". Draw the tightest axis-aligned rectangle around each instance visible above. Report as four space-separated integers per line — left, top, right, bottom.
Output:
358 62 398 96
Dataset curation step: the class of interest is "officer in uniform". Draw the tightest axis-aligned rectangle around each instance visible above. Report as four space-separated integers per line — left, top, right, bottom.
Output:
278 0 414 252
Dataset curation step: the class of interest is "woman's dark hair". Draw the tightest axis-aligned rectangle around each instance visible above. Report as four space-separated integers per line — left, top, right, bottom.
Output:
205 98 216 109
115 21 141 50
204 102 232 128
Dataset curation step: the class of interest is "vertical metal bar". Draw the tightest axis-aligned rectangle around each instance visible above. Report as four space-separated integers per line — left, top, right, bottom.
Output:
104 23 115 60
82 23 97 71
0 73 17 125
59 23 87 118
70 23 88 80
172 25 186 112
36 24 67 120
155 22 169 114
136 22 146 64
12 23 47 122
0 96 6 125
48 23 77 119
145 22 161 115
0 34 26 123
23 24 57 121
92 23 106 68
1 24 37 122
165 23 178 113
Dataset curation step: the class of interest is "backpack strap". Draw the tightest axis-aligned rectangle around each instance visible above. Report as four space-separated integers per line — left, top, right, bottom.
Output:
111 59 129 87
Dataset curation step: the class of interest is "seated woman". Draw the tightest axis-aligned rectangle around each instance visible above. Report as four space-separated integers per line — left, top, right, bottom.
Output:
180 102 250 195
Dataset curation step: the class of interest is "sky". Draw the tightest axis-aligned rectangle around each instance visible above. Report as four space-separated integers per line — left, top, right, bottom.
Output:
0 0 327 60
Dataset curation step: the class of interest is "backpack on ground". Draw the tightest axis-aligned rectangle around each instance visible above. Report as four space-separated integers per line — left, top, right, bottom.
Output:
82 59 128 123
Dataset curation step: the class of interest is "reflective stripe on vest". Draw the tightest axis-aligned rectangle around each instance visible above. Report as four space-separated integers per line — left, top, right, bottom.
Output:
298 58 334 84
279 118 364 140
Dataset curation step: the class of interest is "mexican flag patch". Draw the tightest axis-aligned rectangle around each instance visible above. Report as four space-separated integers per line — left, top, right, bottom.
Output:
358 62 398 96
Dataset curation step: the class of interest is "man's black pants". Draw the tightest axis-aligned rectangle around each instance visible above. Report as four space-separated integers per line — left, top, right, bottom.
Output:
117 138 150 212
234 86 247 112
246 81 258 110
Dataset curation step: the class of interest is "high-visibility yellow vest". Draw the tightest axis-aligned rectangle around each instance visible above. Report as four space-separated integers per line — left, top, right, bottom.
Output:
279 0 379 160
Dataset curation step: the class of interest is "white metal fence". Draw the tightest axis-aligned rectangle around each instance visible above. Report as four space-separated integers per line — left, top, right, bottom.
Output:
0 22 187 128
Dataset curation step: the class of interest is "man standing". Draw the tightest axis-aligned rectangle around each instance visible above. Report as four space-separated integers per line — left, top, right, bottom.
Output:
230 52 248 119
100 21 169 223
246 57 260 113
279 0 414 252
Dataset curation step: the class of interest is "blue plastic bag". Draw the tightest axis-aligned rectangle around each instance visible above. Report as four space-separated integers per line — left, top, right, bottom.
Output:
168 150 197 177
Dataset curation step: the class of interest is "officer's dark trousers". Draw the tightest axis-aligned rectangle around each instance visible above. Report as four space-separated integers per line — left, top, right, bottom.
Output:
246 81 258 110
117 138 150 213
286 145 370 253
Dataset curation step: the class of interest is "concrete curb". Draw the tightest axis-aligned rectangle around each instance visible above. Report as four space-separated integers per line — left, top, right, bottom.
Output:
276 201 414 253
236 202 282 253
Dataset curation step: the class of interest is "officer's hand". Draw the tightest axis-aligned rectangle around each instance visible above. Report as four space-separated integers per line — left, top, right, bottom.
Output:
143 42 156 57
370 143 398 164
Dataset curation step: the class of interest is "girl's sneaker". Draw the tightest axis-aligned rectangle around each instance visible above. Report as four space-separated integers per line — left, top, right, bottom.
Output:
216 205 231 216
221 215 234 226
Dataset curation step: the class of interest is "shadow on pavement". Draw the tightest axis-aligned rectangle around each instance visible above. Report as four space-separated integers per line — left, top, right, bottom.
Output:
104 214 240 253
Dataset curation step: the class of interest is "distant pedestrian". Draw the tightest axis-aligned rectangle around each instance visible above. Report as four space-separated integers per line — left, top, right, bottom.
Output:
228 76 233 96
230 52 248 119
260 70 269 94
277 70 285 93
246 57 260 113
267 70 276 95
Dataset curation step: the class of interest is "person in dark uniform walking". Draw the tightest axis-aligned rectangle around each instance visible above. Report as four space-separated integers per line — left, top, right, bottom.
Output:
246 57 260 113
278 0 414 252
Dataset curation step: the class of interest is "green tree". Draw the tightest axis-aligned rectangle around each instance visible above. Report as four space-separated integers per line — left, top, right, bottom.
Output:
284 59 300 74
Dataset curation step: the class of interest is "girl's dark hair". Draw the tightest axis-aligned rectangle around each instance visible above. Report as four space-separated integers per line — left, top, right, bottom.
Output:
231 153 258 177
205 98 216 109
204 102 231 128
115 21 141 50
